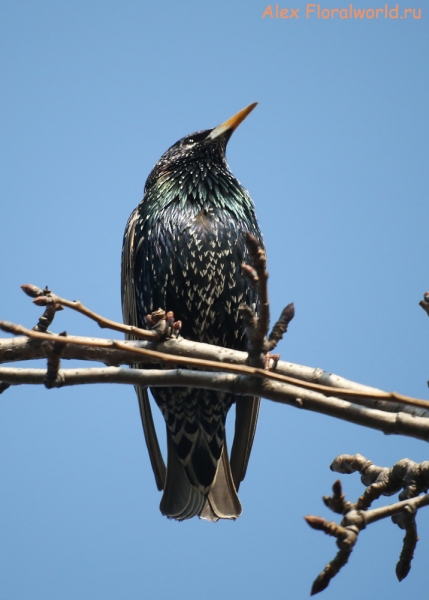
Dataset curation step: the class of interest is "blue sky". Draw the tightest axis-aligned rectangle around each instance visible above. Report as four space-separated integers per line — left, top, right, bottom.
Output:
0 1 428 598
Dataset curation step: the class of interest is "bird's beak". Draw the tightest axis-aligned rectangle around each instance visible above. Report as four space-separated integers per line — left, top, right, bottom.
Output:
207 102 258 140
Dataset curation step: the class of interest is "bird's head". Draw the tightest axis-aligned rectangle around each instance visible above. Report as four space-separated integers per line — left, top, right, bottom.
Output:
145 103 258 191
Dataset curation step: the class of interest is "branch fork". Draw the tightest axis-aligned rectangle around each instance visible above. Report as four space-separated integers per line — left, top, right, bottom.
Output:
305 454 429 594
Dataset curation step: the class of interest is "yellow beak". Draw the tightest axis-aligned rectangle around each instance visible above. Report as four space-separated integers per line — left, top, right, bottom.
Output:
208 102 258 140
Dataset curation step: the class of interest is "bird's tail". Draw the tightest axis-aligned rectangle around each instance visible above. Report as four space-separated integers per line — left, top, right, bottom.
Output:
160 434 242 521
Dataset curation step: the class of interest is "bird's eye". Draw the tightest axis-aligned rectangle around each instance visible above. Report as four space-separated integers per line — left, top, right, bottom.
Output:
182 131 209 146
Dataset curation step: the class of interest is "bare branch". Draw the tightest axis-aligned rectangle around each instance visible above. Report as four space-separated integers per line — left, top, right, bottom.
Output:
0 276 428 594
21 285 64 332
419 291 429 317
245 232 270 341
396 510 418 582
268 303 295 349
1 275 429 454
307 456 429 594
1 331 426 420
1 365 429 443
239 234 295 365
1 320 429 414
239 233 273 367
5 282 428 417
322 480 353 514
305 506 355 595
21 283 156 340
43 331 67 389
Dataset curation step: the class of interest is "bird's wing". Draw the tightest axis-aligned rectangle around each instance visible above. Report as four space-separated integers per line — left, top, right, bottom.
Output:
223 224 262 491
174 213 263 493
230 396 261 489
174 214 262 492
135 387 165 491
121 208 166 491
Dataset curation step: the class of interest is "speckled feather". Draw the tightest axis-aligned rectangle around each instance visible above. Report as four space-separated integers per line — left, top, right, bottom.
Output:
122 117 263 518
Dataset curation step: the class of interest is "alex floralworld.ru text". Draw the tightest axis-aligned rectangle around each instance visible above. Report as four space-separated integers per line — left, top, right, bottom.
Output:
262 4 422 19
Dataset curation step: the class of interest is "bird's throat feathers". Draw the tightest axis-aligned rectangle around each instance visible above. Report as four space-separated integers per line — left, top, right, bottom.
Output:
143 155 255 221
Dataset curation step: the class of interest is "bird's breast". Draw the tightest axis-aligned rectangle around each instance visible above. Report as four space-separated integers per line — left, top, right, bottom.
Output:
135 201 257 348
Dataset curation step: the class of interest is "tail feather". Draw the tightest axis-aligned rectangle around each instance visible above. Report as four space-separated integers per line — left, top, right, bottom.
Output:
160 434 242 521
160 433 205 520
202 443 242 521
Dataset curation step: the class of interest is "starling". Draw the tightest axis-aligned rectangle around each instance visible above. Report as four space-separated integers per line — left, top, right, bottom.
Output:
121 103 263 521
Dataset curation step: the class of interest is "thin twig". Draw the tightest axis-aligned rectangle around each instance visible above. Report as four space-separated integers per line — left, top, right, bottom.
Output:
21 283 156 340
419 292 429 317
267 303 295 350
240 234 294 365
43 331 67 389
246 232 270 342
239 233 272 367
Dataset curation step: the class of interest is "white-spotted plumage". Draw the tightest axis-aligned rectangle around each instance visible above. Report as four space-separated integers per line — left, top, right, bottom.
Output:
122 109 264 521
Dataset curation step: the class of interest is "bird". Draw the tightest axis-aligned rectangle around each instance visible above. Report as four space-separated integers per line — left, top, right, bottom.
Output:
121 103 263 521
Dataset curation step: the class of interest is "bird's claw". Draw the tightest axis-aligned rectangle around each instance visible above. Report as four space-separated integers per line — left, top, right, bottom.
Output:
146 309 182 340
265 353 280 371
166 311 182 338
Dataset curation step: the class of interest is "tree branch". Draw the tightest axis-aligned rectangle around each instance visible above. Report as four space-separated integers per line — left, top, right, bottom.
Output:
0 248 427 594
1 318 428 417
306 455 429 594
21 283 157 340
1 365 429 443
0 255 428 450
239 233 294 368
419 291 429 317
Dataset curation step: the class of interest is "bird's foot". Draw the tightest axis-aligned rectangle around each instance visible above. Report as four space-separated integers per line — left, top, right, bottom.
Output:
166 311 182 338
146 309 182 340
265 353 280 371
